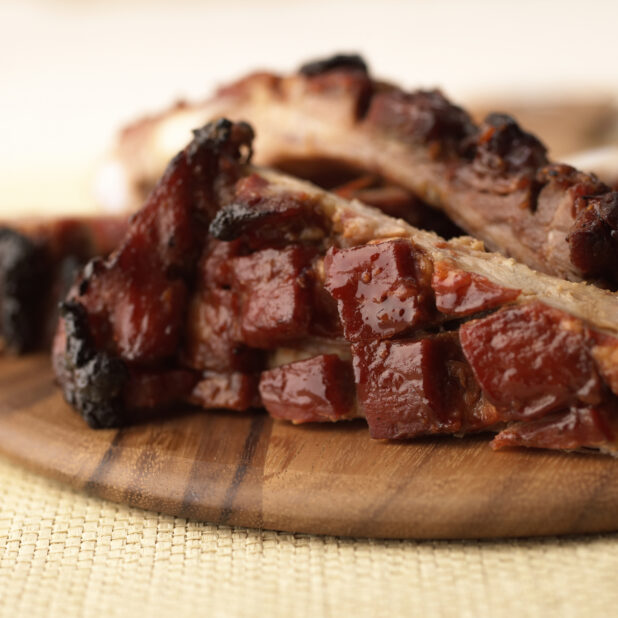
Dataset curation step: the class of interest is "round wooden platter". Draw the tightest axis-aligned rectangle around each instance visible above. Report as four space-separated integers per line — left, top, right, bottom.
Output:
2 354 618 539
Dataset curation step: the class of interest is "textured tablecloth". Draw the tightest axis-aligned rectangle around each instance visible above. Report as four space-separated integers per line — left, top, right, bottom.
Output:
1 456 617 618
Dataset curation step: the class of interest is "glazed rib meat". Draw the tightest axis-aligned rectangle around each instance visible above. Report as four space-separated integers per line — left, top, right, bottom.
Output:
52 119 618 454
0 216 128 353
103 54 618 287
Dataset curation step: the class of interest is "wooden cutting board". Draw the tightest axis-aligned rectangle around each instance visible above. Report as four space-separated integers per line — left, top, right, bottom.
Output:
2 354 618 539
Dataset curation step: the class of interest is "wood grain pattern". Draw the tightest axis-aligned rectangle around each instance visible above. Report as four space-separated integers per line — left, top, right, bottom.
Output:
2 354 618 539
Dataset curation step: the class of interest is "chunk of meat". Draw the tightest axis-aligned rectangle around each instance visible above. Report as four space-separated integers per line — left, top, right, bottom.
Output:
200 238 245 288
183 238 265 373
567 192 618 282
431 260 520 317
77 123 247 362
260 354 356 423
352 334 499 440
323 240 434 342
54 120 254 427
231 246 314 348
183 288 262 372
366 88 476 156
460 302 603 420
492 405 617 452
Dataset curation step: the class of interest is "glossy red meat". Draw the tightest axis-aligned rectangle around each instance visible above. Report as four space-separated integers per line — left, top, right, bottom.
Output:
323 239 434 342
75 144 198 363
79 260 189 363
231 246 314 348
352 333 498 439
431 261 520 317
492 405 616 451
460 302 603 420
259 354 355 423
53 116 618 454
201 238 246 288
183 237 263 373
183 288 262 372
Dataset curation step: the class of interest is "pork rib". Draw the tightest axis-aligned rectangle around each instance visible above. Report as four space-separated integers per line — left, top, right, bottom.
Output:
103 54 618 287
53 119 618 454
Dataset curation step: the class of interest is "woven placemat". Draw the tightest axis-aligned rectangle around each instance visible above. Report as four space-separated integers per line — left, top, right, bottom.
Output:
1 455 617 618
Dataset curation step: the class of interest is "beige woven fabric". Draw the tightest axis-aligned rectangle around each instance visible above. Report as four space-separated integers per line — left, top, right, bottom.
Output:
1 456 617 618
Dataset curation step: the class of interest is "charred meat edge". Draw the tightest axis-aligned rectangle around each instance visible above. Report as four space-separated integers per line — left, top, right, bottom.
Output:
53 119 254 428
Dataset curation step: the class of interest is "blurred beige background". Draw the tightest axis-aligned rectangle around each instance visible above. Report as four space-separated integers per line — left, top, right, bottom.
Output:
2 0 618 216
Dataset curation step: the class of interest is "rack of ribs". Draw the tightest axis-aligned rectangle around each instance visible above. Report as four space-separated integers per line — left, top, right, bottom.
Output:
102 54 618 287
52 119 618 454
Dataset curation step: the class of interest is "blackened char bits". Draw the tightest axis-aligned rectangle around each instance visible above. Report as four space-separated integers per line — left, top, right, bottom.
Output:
323 239 434 342
0 227 49 353
259 354 356 423
473 113 548 176
209 174 329 249
299 54 368 77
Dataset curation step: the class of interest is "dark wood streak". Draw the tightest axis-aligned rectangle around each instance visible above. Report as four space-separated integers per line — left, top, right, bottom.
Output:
179 414 224 516
82 429 122 494
219 414 267 525
123 444 158 504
